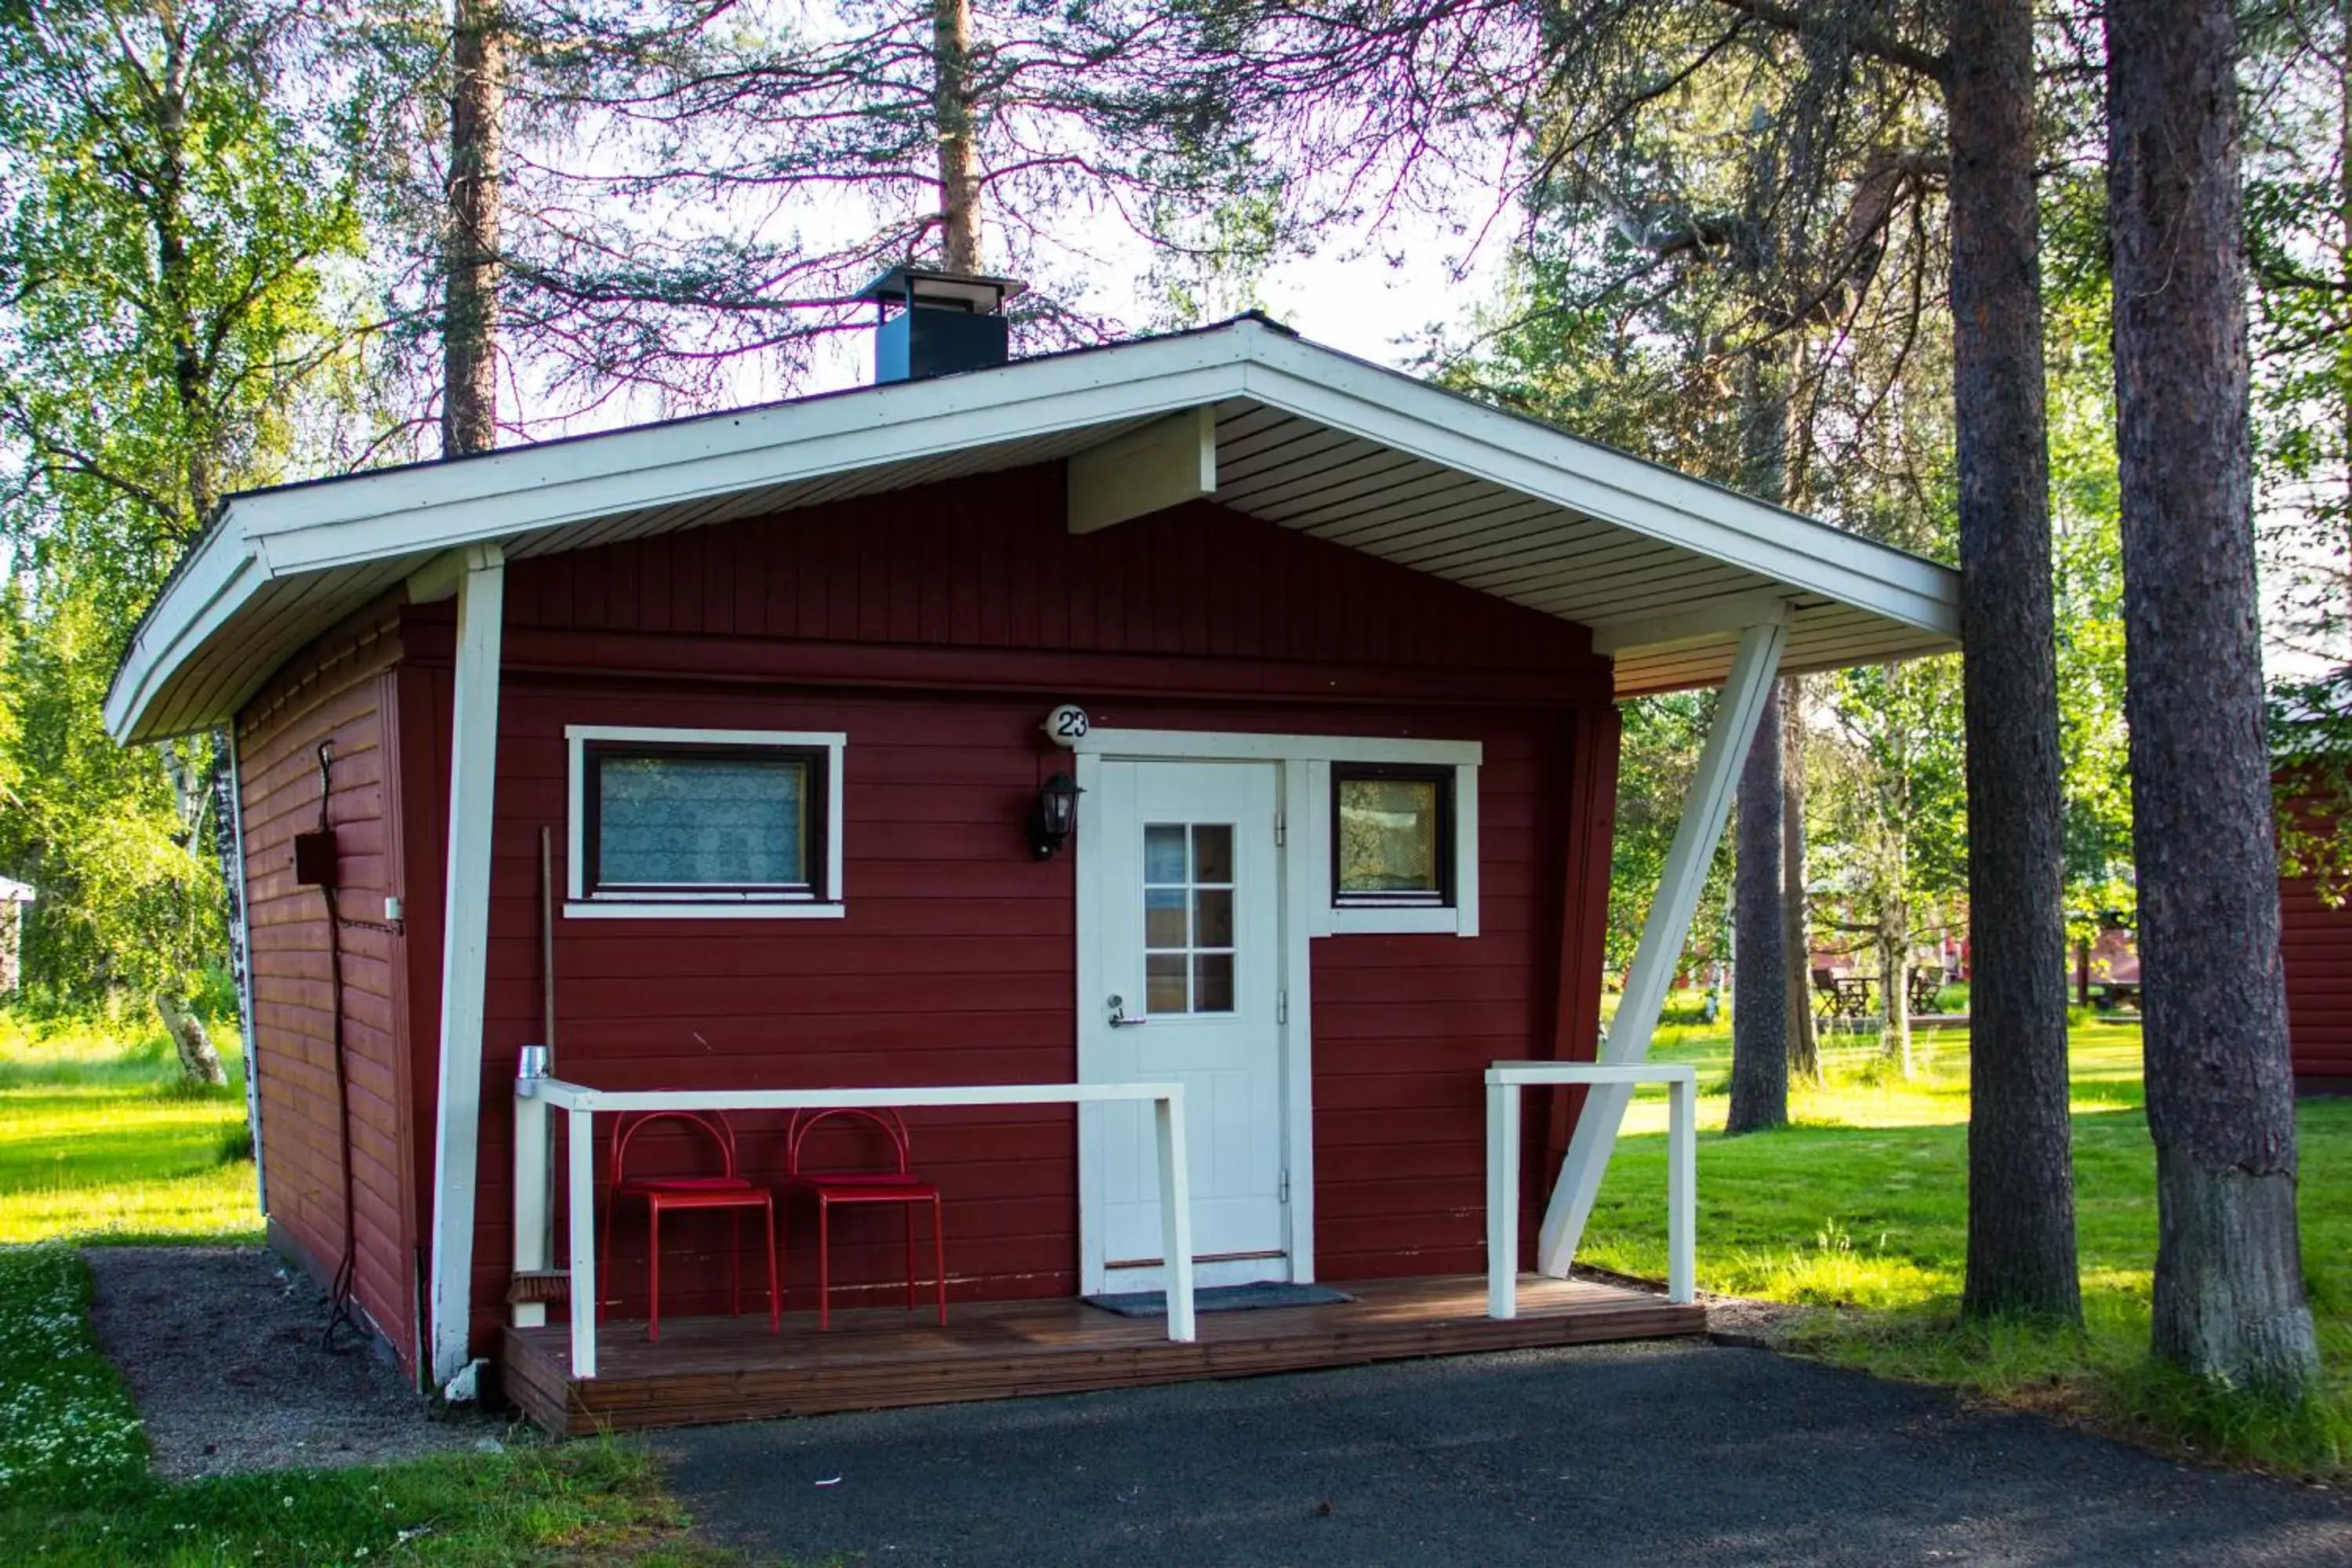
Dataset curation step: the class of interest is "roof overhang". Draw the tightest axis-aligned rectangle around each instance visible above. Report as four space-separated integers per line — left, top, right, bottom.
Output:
107 316 1960 744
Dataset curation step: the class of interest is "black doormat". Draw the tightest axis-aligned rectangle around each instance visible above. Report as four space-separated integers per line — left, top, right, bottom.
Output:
1082 1282 1357 1317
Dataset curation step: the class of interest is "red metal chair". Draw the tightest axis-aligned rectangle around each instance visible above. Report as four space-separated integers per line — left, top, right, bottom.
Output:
599 1109 780 1342
782 1108 946 1330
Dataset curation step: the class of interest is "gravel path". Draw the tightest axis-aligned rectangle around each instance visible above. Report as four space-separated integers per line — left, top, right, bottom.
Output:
659 1341 2352 1567
83 1246 508 1479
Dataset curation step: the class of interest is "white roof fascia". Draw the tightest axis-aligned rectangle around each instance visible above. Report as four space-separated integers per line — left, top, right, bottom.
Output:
102 523 263 740
1230 333 1959 640
241 336 1254 576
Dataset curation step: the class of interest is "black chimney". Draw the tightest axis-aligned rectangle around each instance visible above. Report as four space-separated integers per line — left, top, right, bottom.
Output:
857 266 1026 383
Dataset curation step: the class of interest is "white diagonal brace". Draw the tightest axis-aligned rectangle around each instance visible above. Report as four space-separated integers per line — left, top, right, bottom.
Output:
429 544 506 1385
1537 618 1786 1276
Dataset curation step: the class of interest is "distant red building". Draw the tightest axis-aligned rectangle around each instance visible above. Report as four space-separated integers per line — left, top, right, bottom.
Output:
2281 764 2352 1094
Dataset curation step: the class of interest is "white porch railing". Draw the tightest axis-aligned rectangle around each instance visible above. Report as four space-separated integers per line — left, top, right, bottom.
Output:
1485 1062 1697 1320
513 1071 1197 1379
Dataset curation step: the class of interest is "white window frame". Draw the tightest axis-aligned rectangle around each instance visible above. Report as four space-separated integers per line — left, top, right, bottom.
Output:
1071 729 1481 938
564 724 847 920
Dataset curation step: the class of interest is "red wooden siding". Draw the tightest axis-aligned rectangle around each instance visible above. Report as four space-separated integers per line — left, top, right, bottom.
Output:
2281 774 2352 1091
384 462 1617 1357
236 612 419 1367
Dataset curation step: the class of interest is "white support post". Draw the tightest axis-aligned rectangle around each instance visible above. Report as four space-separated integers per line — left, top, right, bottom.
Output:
1667 1073 1697 1305
1486 1077 1520 1319
566 1105 598 1380
428 544 506 1387
1536 619 1785 1278
1156 1092 1198 1343
512 1067 550 1330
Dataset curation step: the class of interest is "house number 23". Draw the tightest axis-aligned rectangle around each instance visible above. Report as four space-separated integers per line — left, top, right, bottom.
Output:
1045 703 1091 746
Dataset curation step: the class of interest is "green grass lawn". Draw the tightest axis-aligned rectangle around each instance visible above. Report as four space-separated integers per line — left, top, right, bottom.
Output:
1581 1014 2352 1475
0 1015 743 1566
0 1016 263 1245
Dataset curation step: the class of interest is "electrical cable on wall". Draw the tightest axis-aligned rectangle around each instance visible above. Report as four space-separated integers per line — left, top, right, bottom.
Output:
302 740 364 1351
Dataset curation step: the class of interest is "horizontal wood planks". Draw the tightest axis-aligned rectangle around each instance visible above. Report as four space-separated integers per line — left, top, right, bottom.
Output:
237 613 418 1367
2280 778 2351 1089
496 466 1604 684
499 1272 1705 1434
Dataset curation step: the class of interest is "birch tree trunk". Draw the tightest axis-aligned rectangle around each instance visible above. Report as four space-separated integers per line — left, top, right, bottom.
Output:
445 0 504 457
2106 0 2321 1394
935 0 982 271
1950 0 2082 1324
156 988 225 1087
209 731 248 1096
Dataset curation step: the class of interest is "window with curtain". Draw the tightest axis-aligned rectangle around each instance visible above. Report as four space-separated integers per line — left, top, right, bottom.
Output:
1331 765 1454 909
584 742 825 898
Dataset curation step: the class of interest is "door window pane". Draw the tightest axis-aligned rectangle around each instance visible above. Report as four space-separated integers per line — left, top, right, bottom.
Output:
1193 887 1232 947
1192 953 1235 1012
1192 824 1232 884
1146 954 1189 1014
1145 824 1189 884
1145 888 1188 949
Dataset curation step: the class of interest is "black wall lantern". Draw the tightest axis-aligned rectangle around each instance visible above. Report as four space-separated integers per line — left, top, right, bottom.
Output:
1029 771 1083 858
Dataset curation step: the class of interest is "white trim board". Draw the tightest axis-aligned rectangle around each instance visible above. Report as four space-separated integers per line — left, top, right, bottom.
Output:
1077 753 1307 1296
1079 728 1482 938
561 724 848 921
427 546 506 1387
106 316 1962 745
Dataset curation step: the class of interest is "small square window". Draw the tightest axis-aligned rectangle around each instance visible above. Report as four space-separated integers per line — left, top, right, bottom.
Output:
568 727 845 917
1332 765 1454 909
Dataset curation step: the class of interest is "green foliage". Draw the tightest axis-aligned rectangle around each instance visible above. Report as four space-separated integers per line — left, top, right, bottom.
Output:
2243 5 2352 666
2041 190 2139 932
0 2 382 1007
1818 655 1968 913
1606 691 1733 976
0 586 224 1000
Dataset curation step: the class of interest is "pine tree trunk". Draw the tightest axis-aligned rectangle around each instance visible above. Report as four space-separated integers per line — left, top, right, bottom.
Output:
1782 679 1820 1083
155 989 225 1087
1949 0 2082 1325
934 0 982 272
1728 349 1790 1133
2106 0 2321 1394
445 0 504 457
1728 680 1789 1133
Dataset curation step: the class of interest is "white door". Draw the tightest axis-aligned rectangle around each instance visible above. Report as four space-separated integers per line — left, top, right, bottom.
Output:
1089 759 1287 1290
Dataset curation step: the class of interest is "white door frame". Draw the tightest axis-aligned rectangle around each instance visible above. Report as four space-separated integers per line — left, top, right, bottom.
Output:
1071 727 1483 1295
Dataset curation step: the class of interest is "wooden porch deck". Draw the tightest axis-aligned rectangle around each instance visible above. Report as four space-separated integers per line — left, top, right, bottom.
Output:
500 1273 1707 1434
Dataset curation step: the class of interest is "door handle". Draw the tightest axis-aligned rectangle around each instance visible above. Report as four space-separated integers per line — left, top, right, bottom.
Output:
1108 994 1148 1028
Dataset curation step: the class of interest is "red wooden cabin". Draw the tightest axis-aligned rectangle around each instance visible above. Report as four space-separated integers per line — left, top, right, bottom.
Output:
107 281 1959 1426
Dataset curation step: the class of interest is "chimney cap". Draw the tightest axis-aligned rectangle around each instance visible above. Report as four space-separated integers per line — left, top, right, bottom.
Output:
856 265 1026 315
